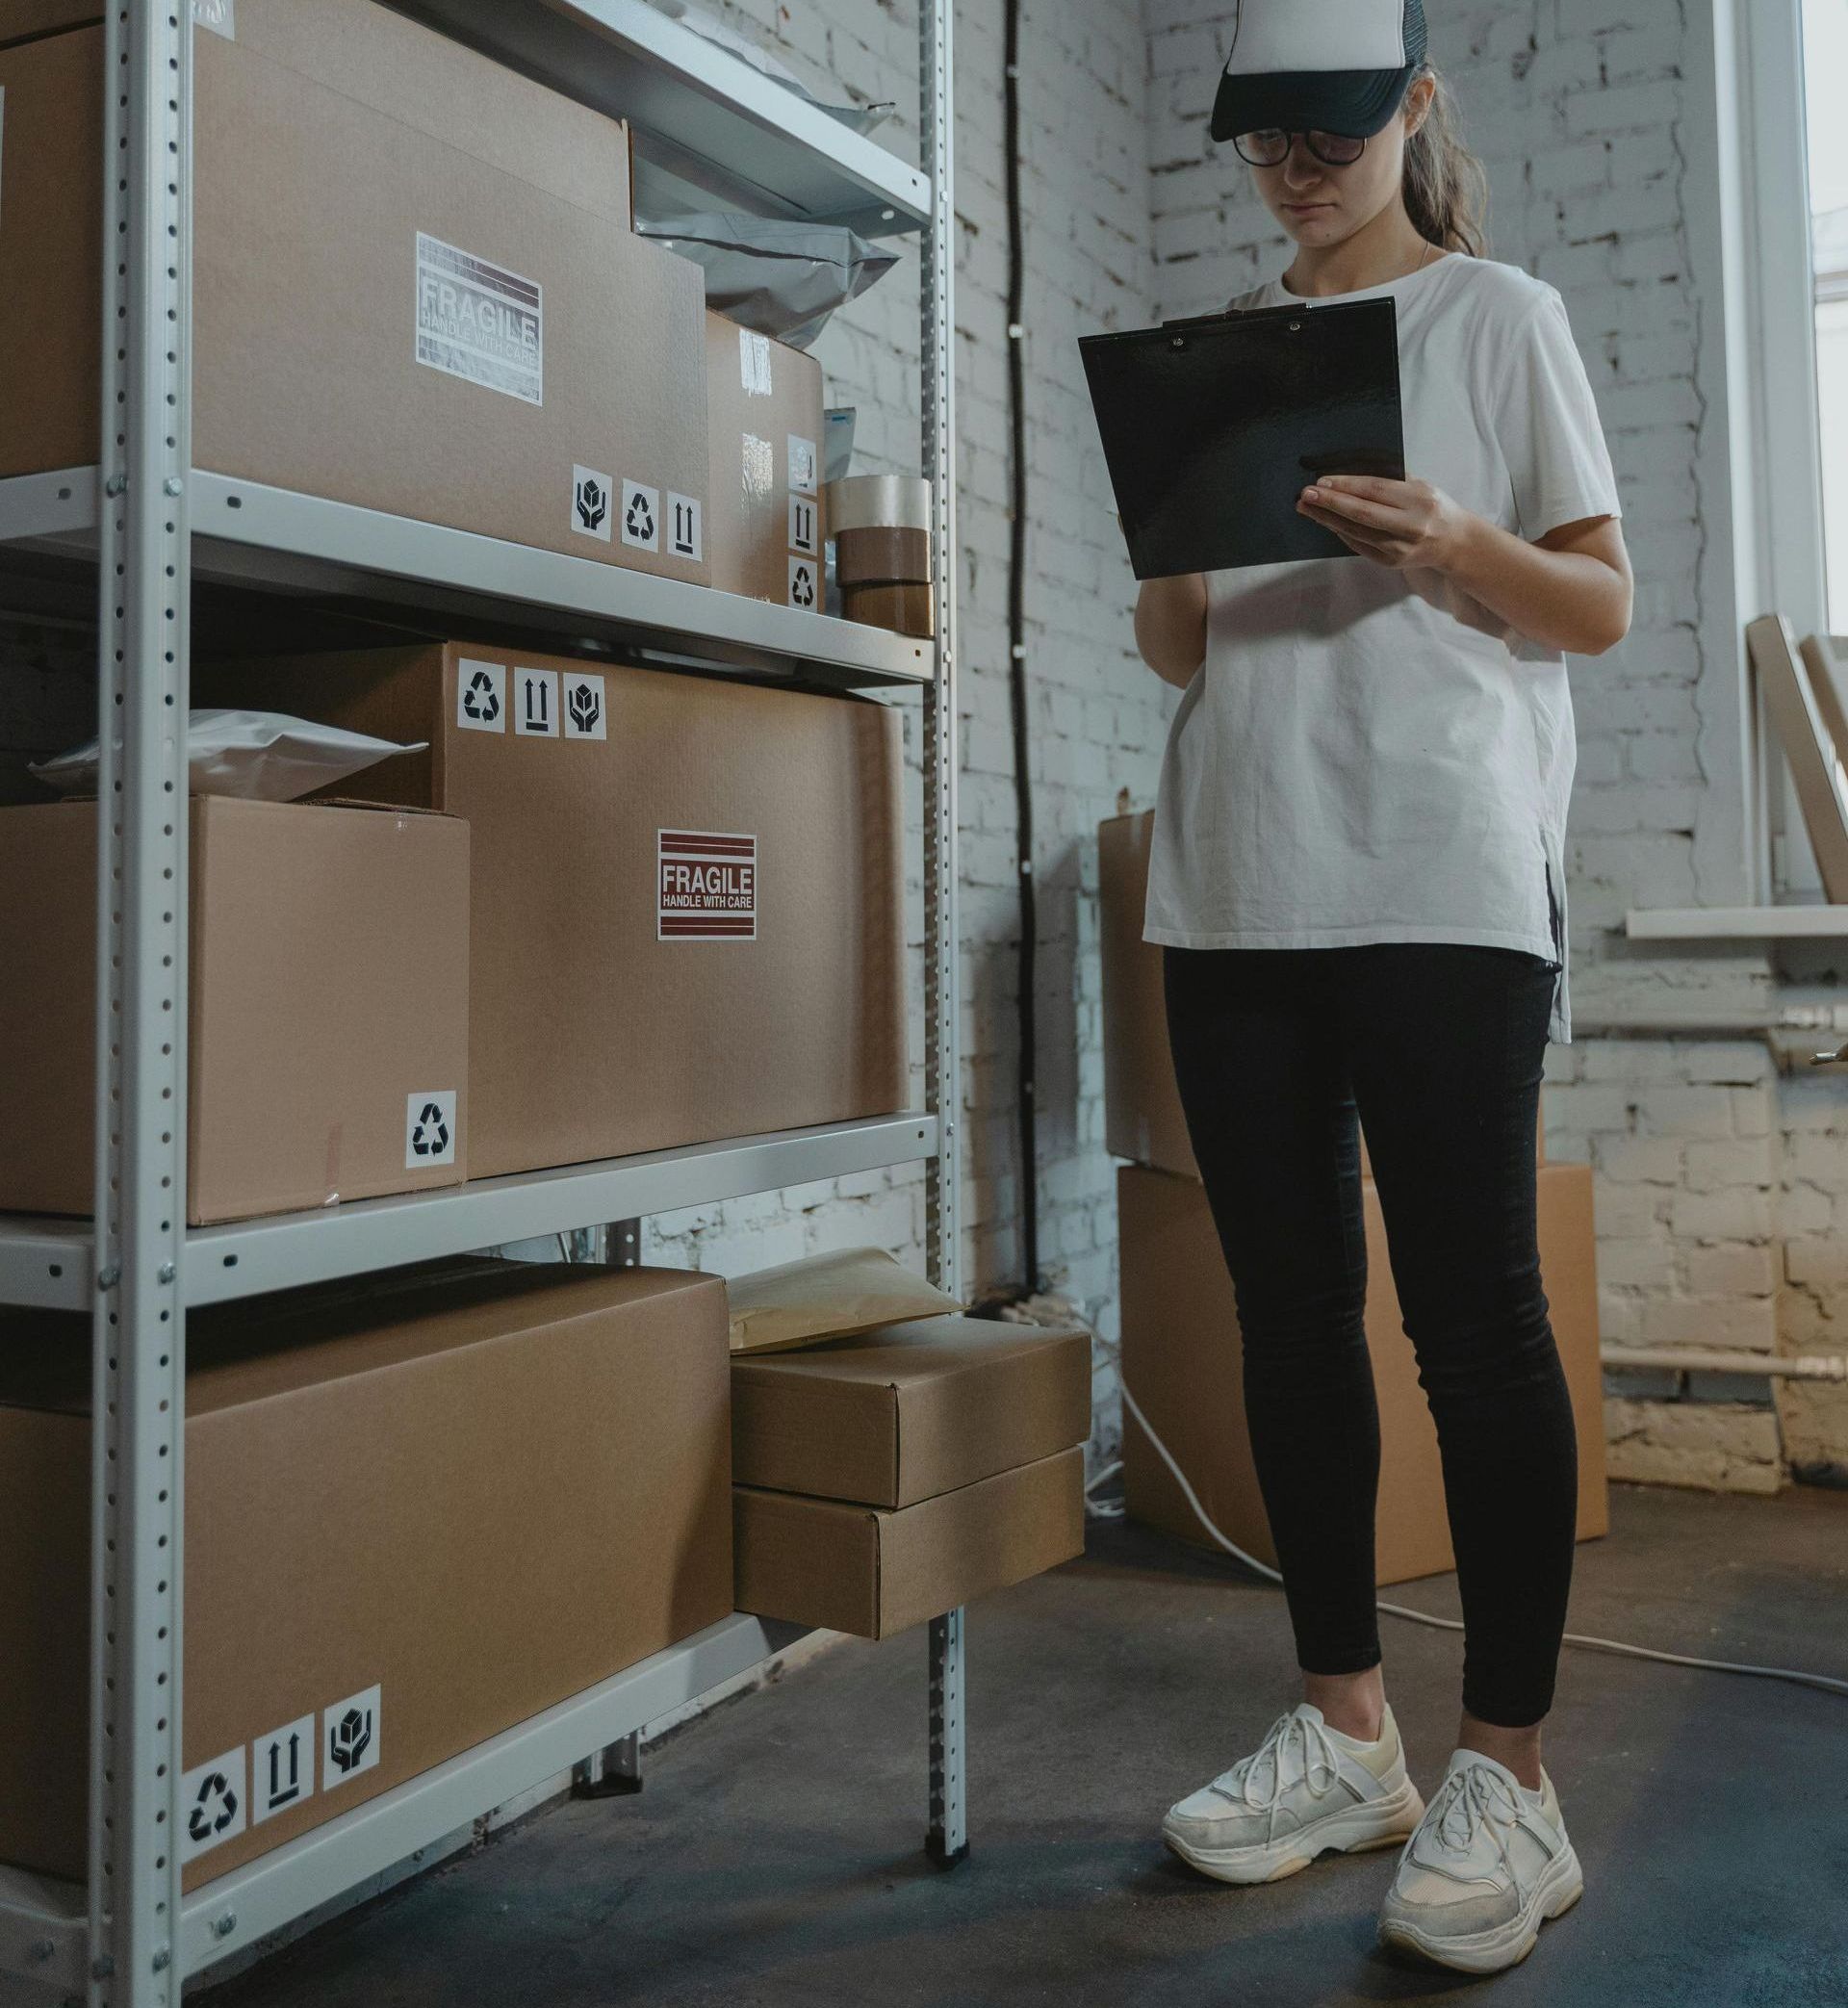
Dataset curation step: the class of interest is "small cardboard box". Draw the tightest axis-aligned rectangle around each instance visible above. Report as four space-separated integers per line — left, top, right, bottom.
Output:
0 1260 732 1891
731 1314 1092 1507
0 0 709 582
733 1447 1086 1639
1099 811 1544 1180
197 643 908 1180
1118 1161 1608 1586
0 797 469 1223
705 312 827 608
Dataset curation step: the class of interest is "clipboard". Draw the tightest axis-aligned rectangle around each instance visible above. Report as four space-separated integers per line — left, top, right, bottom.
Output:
1079 296 1404 578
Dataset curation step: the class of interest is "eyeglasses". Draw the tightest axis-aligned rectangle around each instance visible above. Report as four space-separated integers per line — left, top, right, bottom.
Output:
1233 128 1369 168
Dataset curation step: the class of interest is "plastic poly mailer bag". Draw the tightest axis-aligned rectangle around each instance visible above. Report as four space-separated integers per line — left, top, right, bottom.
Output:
636 213 900 350
652 1 895 134
31 709 427 802
727 1246 966 1355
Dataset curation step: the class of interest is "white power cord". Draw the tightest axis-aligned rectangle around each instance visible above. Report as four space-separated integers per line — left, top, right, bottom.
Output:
1090 1331 1848 1704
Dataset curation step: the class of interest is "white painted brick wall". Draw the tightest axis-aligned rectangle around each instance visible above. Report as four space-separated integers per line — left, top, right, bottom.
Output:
1142 1 1848 1495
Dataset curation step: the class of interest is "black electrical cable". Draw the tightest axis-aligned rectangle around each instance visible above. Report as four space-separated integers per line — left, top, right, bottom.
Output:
1003 0 1040 1296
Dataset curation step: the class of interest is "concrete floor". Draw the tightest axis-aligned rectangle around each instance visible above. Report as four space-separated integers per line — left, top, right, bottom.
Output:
208 1480 1848 2008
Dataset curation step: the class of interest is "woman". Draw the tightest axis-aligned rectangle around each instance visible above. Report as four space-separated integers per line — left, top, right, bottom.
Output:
1136 0 1631 1978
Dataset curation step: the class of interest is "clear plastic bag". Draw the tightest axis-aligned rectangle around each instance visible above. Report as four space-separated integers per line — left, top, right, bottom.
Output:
653 2 895 134
636 213 900 350
31 709 427 802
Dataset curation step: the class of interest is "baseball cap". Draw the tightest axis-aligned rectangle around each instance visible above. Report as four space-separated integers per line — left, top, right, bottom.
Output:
1211 0 1427 145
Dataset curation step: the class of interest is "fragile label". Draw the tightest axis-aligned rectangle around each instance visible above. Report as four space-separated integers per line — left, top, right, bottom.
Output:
570 465 613 542
405 1091 456 1169
789 494 818 556
788 555 819 611
456 657 505 733
180 1746 247 1864
251 1715 315 1825
415 232 543 406
659 831 757 940
787 435 818 495
515 667 559 737
323 1686 382 1788
562 670 607 741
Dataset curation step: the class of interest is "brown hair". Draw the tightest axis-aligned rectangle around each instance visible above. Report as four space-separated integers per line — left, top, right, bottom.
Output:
1401 63 1490 258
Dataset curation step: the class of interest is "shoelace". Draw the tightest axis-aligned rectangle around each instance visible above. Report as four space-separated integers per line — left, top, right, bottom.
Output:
1208 1710 1346 1848
1422 1761 1532 1905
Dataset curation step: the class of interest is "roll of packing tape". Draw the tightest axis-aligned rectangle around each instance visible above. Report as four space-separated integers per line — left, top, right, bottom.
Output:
824 473 933 535
843 580 936 638
835 525 933 586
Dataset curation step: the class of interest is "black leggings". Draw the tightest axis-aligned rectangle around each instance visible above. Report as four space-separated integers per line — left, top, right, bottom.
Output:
1161 940 1578 1729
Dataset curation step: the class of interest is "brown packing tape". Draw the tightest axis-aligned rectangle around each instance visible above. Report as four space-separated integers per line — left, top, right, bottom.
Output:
835 526 932 586
726 1246 964 1355
843 582 935 639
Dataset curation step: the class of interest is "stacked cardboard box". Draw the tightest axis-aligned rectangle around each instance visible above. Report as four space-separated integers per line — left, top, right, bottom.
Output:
1099 810 1606 1585
0 1261 732 1891
196 644 910 1180
704 312 827 610
0 0 710 583
731 1314 1091 1636
0 798 470 1223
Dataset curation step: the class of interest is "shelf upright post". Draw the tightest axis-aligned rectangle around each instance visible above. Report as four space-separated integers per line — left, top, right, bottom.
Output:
918 0 967 1869
90 3 193 2002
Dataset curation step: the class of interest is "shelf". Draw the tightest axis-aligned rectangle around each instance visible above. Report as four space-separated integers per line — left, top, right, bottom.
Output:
0 470 934 692
390 0 931 238
1626 904 1848 940
0 1613 813 1991
0 1113 937 1313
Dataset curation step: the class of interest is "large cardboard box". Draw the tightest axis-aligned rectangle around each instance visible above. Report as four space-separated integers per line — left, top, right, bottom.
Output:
1099 811 1544 1180
0 0 710 582
196 643 908 1179
0 1260 732 1891
733 1448 1086 1639
731 1314 1092 1507
705 312 827 608
0 797 469 1223
1119 1160 1608 1585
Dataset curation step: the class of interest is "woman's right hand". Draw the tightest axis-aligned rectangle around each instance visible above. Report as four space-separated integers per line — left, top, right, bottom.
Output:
1134 573 1208 687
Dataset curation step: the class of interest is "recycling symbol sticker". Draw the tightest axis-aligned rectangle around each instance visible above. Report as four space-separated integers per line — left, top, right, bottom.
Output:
405 1090 457 1170
456 657 506 734
621 478 660 553
788 556 817 610
179 1746 247 1863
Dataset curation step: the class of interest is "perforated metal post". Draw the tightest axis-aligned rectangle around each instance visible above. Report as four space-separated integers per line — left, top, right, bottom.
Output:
918 0 966 1870
89 4 192 2003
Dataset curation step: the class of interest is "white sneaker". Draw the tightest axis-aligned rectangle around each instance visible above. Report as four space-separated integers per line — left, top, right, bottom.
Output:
1162 1701 1425 1886
1376 1747 1585 1973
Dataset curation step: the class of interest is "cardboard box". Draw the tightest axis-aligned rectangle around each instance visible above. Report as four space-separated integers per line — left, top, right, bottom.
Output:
1099 811 1544 1180
731 1314 1092 1507
0 0 710 582
0 1260 732 1890
733 1447 1086 1639
196 643 908 1179
705 312 827 607
0 797 469 1223
1118 1161 1608 1585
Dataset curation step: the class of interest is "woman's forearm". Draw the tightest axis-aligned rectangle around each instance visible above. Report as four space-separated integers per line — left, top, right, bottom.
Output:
1442 513 1630 656
1135 573 1208 686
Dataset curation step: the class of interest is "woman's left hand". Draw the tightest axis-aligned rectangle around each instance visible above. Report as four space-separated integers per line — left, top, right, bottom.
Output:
1296 474 1472 574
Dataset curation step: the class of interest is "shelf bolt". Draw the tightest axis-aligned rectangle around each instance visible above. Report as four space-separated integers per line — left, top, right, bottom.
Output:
151 1947 171 1973
211 1913 237 1941
26 1938 54 1964
158 1260 176 1285
103 474 126 498
163 476 183 498
96 1265 120 1292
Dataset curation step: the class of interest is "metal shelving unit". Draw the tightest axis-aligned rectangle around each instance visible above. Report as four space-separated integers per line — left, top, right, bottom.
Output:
0 2 959 1999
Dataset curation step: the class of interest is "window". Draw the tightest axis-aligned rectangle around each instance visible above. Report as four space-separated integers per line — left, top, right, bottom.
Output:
1805 1 1848 626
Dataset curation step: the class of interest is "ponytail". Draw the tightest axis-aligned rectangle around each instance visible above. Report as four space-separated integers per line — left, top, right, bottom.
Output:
1401 63 1490 258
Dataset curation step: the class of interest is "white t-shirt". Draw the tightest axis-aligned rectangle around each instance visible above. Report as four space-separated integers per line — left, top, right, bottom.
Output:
1142 249 1623 1044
